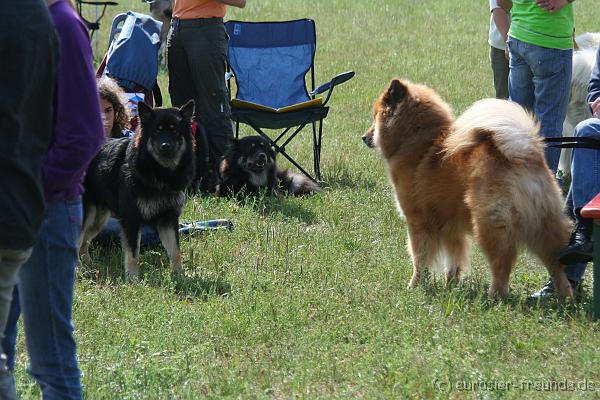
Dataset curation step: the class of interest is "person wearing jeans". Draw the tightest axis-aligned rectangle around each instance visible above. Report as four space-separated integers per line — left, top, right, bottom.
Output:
498 0 580 298
564 119 600 262
2 1 104 398
3 201 83 397
532 85 600 295
0 1 59 399
532 118 600 298
530 2 597 298
501 0 575 175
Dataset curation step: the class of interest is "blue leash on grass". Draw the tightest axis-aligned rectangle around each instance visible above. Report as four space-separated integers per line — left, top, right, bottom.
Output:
178 219 234 235
92 218 234 251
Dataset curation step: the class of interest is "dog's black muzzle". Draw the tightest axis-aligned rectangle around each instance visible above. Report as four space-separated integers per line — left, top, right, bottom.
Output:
256 152 267 167
362 134 375 148
156 133 178 156
249 152 268 171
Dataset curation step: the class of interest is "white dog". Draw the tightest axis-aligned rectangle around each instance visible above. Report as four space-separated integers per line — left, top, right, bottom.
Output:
149 0 172 64
558 33 600 179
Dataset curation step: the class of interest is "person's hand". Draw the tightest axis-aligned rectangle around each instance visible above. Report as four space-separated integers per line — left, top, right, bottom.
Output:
590 98 600 118
536 0 569 13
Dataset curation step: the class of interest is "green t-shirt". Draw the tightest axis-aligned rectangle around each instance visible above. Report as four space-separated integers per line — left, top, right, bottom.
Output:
509 0 574 49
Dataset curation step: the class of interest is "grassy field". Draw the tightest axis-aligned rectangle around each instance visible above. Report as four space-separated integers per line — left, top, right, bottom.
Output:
14 0 600 398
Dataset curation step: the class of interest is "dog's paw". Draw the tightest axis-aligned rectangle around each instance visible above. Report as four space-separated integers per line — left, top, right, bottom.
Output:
407 272 421 289
125 270 140 283
79 252 92 265
407 280 419 289
488 284 509 298
170 262 184 277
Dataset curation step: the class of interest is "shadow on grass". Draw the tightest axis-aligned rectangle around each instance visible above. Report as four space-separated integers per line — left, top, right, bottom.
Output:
78 244 231 301
225 191 320 224
418 275 597 322
146 269 232 301
321 165 379 191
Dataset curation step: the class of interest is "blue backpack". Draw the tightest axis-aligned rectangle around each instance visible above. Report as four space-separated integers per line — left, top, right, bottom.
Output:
98 11 163 107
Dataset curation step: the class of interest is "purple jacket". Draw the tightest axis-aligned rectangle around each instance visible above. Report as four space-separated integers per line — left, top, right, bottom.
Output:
43 0 104 202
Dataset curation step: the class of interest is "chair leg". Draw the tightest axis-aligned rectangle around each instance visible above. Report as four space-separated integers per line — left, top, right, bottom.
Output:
312 121 319 181
594 221 600 321
316 118 324 181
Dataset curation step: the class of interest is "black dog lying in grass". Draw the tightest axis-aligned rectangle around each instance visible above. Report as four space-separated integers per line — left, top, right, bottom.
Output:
216 136 321 197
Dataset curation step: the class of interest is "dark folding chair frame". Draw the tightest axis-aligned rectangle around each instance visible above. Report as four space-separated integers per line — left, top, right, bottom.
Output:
75 0 118 40
232 106 329 182
225 19 354 182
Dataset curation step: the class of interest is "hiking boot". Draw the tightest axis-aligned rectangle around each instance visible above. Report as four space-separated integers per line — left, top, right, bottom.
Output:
559 230 593 264
527 279 582 300
559 211 593 265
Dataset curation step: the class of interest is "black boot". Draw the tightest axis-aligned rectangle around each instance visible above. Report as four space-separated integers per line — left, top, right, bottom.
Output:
559 208 593 265
527 278 582 300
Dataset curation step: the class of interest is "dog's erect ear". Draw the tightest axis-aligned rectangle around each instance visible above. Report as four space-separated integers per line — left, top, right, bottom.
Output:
179 100 195 123
384 79 408 105
137 101 153 123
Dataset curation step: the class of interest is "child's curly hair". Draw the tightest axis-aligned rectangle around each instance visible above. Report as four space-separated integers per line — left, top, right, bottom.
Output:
97 76 130 138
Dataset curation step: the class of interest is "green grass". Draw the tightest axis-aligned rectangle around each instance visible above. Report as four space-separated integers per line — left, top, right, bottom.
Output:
13 0 600 398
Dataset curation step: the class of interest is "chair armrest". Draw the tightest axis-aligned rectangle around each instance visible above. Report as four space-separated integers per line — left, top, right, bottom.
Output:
582 193 600 219
310 71 355 106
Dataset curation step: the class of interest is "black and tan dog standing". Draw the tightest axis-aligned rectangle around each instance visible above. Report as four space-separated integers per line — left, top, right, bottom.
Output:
79 100 196 279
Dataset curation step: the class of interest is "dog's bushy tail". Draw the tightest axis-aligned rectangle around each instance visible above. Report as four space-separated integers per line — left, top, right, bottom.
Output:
444 99 544 164
277 170 322 196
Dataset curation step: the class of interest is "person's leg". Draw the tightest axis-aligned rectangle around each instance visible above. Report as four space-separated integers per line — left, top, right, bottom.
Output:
529 120 597 298
180 21 233 163
2 287 20 372
0 251 29 400
557 118 600 265
0 251 28 354
0 4 58 397
490 46 509 100
571 118 600 210
18 199 83 400
507 37 535 110
167 20 197 109
563 188 589 283
527 45 572 174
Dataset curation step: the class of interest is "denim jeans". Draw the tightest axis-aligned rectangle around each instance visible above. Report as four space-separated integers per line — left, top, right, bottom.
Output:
572 118 600 209
561 118 600 282
3 199 83 400
507 37 572 174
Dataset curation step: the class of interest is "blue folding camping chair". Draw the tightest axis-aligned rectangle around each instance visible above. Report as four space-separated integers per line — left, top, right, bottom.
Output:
225 19 354 181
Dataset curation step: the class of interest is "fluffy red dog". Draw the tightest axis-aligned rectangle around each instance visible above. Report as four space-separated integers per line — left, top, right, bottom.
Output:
363 78 574 297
